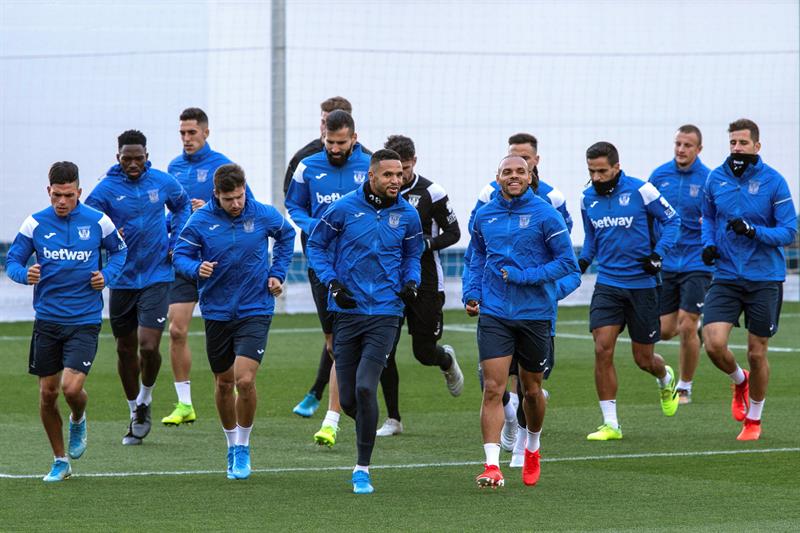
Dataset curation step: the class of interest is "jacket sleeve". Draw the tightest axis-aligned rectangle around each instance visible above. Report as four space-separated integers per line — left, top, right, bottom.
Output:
5 217 36 285
579 195 596 265
173 217 203 280
464 218 486 304
428 191 460 251
509 215 578 285
84 183 109 215
546 187 573 233
98 214 127 285
306 203 342 287
753 178 798 247
555 270 582 300
401 210 423 286
701 175 718 247
265 206 296 283
285 163 317 236
641 183 681 258
165 177 191 250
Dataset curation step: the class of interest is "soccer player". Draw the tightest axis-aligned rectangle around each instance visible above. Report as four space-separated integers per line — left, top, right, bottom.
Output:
6 162 127 481
306 149 423 494
173 164 295 478
465 155 578 488
376 135 463 437
86 130 191 445
701 118 797 441
649 125 712 404
162 107 234 427
285 109 371 447
578 141 682 441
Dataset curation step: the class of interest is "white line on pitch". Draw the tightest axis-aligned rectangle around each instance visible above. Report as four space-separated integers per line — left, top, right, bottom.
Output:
1 447 797 480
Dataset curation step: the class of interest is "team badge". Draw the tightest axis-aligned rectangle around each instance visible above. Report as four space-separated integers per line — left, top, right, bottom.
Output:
619 193 631 206
353 171 367 184
748 180 760 194
519 215 530 228
243 219 255 233
388 213 401 228
196 169 208 183
689 184 700 197
148 189 160 203
77 226 91 240
407 194 421 208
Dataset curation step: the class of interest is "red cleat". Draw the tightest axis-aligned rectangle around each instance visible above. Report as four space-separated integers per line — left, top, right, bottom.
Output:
522 449 541 486
476 464 504 488
736 418 762 441
731 369 749 422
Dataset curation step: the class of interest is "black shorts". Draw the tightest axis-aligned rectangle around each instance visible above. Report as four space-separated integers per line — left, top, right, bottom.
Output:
660 271 712 316
590 283 660 344
308 268 334 335
109 282 171 337
204 315 273 373
404 290 445 340
28 320 101 377
703 280 783 338
477 314 552 373
333 313 401 367
169 273 198 305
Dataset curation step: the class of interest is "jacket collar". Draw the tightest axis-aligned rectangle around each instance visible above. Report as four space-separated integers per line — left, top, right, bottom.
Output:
722 154 763 181
496 187 535 209
107 160 153 182
182 142 212 163
672 156 704 175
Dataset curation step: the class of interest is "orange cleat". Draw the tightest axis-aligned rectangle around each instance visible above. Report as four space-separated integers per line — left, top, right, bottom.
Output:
522 449 541 486
476 464 504 488
731 369 749 422
736 418 761 441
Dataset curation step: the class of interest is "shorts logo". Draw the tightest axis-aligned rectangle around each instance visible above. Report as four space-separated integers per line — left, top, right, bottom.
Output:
82 361 92 367
77 226 91 240
148 189 160 203
353 171 367 184
648 330 657 338
689 184 701 197
389 214 401 228
433 321 441 336
619 193 631 206
519 215 530 228
243 219 255 233
257 349 265 354
196 169 208 183
696 302 704 308
407 194 421 208
157 317 166 323
748 180 760 194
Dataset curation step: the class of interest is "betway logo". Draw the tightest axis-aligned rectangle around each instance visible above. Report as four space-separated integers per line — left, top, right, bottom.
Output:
43 247 93 262
590 216 634 229
316 191 342 205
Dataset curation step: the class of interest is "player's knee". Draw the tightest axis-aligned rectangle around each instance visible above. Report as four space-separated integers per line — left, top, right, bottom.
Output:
39 385 59 406
138 341 161 360
594 346 614 364
481 379 505 403
746 349 768 367
169 321 188 343
339 396 356 418
215 377 235 395
234 374 256 395
411 338 437 366
704 338 727 359
355 383 374 402
677 319 698 340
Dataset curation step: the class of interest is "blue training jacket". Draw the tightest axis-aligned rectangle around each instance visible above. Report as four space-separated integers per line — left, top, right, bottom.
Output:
579 171 681 289
172 195 295 321
6 202 127 325
702 156 797 282
86 161 190 289
168 143 232 202
285 143 371 237
306 185 423 317
649 157 712 273
465 189 578 322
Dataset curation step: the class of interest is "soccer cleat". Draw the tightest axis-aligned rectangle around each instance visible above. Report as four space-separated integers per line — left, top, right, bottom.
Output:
731 370 750 422
376 418 403 437
162 402 197 426
587 424 623 441
314 424 338 447
231 445 251 479
509 453 524 468
522 449 541 486
130 403 152 439
352 470 374 494
68 417 87 459
736 418 762 441
441 345 464 397
659 365 679 417
677 388 692 405
42 459 71 483
121 422 142 446
476 464 504 488
226 446 235 479
293 393 320 418
500 418 517 451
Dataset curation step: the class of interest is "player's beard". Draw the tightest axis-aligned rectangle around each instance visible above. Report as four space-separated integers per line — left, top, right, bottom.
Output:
326 147 352 168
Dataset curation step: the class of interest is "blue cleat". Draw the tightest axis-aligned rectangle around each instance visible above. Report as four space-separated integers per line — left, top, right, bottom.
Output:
68 417 87 459
226 446 235 479
43 459 71 483
352 470 374 494
292 393 320 418
231 445 251 480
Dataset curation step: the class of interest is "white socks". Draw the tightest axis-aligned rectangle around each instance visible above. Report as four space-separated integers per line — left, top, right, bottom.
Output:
136 384 154 406
174 381 192 405
748 398 765 420
676 380 692 392
483 443 501 466
70 413 85 424
236 424 252 447
729 366 746 385
127 399 137 417
526 430 541 453
353 465 369 473
513 424 527 456
600 400 619 428
504 392 519 422
223 427 237 448
657 370 673 389
323 410 340 429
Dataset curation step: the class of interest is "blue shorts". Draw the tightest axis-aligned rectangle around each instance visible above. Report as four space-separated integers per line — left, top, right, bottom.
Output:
309 268 334 335
478 314 552 373
204 315 273 373
703 280 783 338
109 282 171 337
169 273 198 305
590 283 660 344
333 313 401 367
660 271 712 316
28 320 101 377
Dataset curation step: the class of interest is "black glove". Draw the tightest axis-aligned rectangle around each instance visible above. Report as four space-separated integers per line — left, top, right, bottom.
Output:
635 252 662 275
398 281 418 306
702 245 720 266
727 218 756 239
329 279 357 309
578 258 590 274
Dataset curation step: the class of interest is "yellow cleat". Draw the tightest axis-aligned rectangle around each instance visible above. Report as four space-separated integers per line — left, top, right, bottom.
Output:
587 424 623 441
313 424 338 447
161 402 197 426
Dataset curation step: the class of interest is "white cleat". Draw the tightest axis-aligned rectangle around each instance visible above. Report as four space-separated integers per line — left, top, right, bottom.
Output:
441 345 464 397
500 418 517 451
376 417 404 437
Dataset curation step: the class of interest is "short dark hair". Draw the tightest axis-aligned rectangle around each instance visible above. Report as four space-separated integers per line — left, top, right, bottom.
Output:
214 163 246 193
677 124 703 146
728 118 759 143
179 107 209 125
370 149 401 169
325 109 355 134
48 161 79 186
384 135 415 161
586 141 619 166
320 96 352 114
508 132 538 151
118 129 147 149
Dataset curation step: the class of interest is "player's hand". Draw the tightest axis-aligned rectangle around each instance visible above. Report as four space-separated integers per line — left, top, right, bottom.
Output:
329 279 357 309
465 299 480 317
90 270 105 290
27 263 41 285
635 252 662 275
191 198 206 211
398 281 418 306
268 277 283 297
578 258 590 274
501 265 523 284
726 218 756 239
702 245 720 266
198 261 217 279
